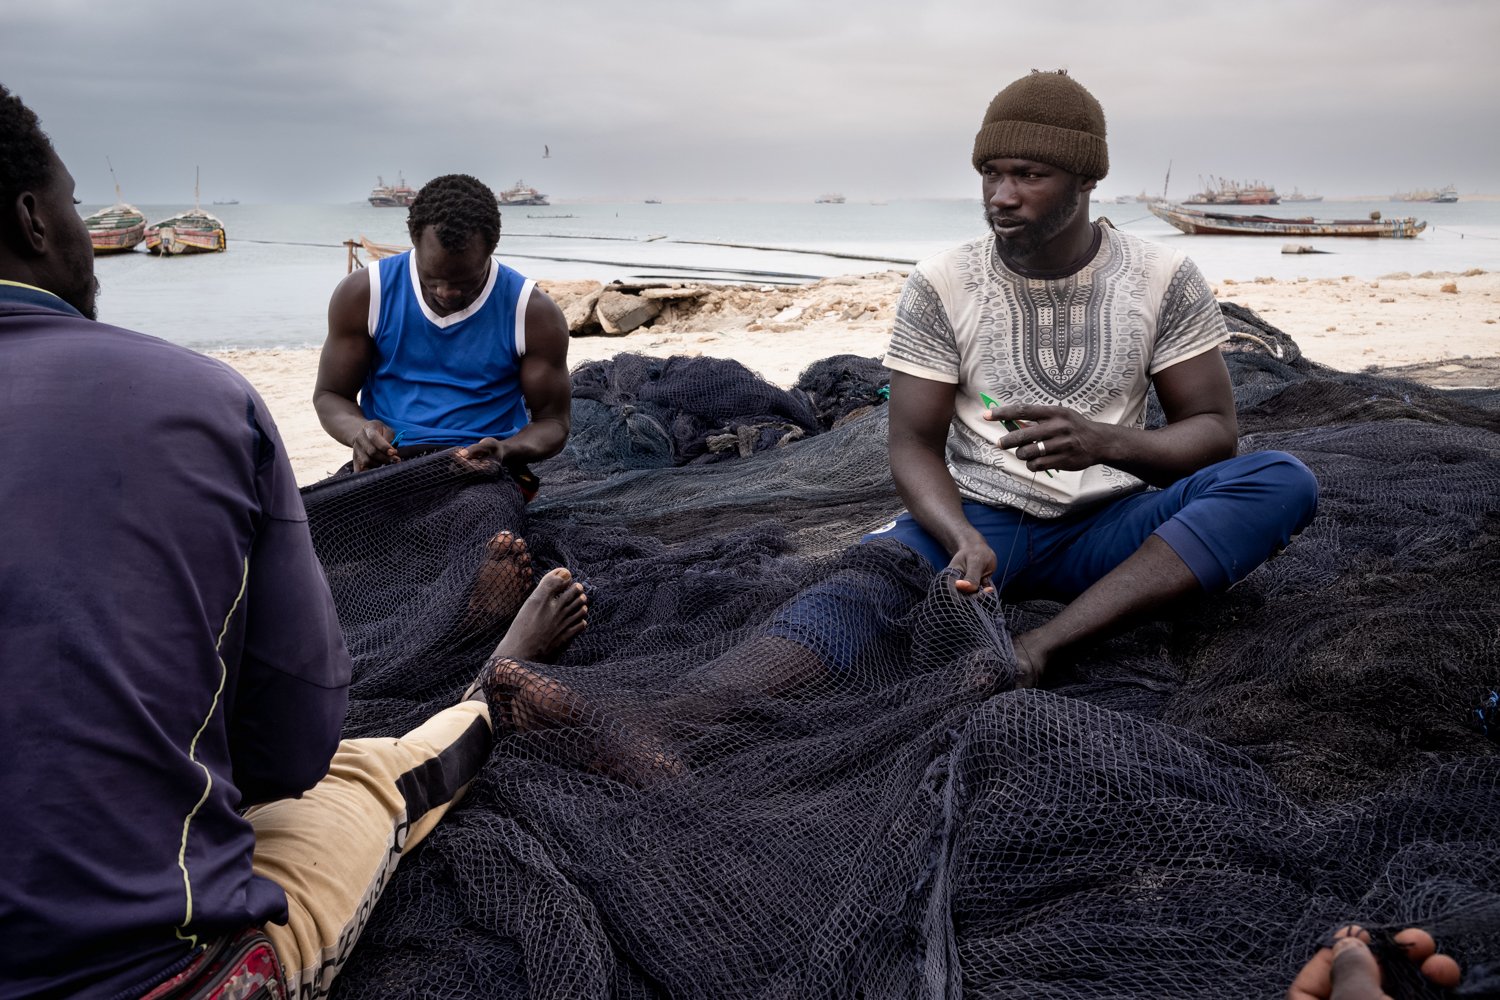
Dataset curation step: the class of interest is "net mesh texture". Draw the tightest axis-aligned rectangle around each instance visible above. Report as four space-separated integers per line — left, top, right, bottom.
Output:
302 305 1500 999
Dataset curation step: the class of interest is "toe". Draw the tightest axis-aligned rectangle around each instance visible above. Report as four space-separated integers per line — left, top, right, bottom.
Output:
1393 928 1436 961
536 568 574 596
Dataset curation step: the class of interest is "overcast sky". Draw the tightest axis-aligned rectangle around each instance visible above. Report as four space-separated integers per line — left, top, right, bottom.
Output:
6 0 1498 204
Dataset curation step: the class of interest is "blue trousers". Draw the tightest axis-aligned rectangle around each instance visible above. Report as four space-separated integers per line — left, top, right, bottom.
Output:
867 450 1318 596
770 451 1319 670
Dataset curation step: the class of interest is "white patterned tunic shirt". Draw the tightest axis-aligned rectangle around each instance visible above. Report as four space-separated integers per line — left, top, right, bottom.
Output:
884 225 1228 518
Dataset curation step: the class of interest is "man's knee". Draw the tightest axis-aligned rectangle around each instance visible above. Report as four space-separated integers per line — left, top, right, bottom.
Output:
1244 450 1320 534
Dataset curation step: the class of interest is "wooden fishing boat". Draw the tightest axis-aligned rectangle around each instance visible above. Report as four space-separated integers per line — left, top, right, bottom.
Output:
84 159 146 253
145 168 227 255
343 235 409 273
1148 201 1426 239
84 202 147 254
145 209 227 255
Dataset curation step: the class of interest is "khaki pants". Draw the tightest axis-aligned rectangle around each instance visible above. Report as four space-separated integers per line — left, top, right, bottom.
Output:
244 700 491 999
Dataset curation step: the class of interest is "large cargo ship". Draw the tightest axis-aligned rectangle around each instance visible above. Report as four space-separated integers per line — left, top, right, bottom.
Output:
497 180 549 206
1393 185 1458 203
1183 176 1280 205
368 173 417 207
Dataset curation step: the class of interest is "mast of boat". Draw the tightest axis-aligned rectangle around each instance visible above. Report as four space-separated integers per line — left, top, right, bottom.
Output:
107 155 124 205
1162 160 1172 201
194 166 201 214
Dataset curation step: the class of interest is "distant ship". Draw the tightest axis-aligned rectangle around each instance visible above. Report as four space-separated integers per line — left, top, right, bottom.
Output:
1282 187 1323 203
1392 185 1459 203
644 198 662 204
497 180 549 206
211 199 239 206
1184 177 1279 205
814 193 846 204
368 173 417 207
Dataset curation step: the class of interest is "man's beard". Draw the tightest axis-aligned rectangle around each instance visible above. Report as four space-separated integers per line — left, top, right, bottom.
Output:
983 185 1082 260
67 276 100 321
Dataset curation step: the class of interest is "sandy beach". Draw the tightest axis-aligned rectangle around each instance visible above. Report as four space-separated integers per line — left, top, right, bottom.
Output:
215 267 1500 485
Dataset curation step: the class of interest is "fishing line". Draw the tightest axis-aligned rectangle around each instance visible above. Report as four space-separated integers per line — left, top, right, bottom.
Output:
1427 225 1500 241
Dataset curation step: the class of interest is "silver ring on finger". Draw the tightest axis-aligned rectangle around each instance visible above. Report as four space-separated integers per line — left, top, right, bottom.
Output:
1035 439 1046 455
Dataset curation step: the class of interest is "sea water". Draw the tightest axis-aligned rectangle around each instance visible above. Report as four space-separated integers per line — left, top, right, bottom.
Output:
83 199 1500 351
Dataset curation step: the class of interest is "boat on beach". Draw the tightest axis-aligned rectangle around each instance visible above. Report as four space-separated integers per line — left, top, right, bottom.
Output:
1148 201 1426 238
145 168 227 256
498 180 549 206
83 160 146 253
1184 177 1280 205
343 235 407 273
368 174 417 207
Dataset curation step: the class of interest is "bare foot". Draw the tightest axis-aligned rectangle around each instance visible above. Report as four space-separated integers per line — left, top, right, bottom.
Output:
492 568 589 663
472 657 687 789
468 531 533 619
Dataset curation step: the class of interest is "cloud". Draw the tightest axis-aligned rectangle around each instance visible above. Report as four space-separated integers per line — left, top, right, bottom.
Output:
6 0 1498 202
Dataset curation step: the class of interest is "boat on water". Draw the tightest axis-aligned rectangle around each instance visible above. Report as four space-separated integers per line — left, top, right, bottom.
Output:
83 159 146 254
1393 184 1459 203
1184 177 1279 205
368 173 417 207
814 193 846 204
1282 187 1323 203
1148 201 1426 239
145 210 227 255
145 168 227 256
84 202 147 254
498 180 549 206
211 199 240 206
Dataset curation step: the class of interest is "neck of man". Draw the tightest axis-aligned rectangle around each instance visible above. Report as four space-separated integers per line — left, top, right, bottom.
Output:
997 209 1097 276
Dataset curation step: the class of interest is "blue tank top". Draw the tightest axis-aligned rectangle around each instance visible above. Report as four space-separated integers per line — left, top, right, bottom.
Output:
360 250 535 446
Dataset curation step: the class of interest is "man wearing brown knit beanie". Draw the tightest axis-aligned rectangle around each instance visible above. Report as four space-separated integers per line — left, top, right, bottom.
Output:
868 69 1321 687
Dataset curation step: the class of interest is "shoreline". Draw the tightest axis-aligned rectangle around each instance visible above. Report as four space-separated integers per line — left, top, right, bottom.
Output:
216 267 1500 485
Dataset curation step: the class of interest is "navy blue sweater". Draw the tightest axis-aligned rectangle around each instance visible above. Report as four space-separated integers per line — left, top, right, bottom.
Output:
0 284 351 999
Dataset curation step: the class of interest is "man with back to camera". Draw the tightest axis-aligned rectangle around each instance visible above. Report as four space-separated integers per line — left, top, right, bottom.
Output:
873 69 1319 686
0 83 587 998
314 172 572 492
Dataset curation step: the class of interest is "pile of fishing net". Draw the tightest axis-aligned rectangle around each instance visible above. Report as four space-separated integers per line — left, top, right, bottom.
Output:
304 305 1500 999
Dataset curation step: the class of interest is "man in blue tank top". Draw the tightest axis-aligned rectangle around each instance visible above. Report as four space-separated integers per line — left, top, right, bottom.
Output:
315 174 572 491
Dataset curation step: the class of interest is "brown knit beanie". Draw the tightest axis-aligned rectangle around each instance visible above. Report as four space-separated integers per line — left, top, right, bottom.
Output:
971 70 1108 180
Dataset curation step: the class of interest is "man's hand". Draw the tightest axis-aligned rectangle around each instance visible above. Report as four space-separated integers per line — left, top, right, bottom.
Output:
947 537 997 595
351 420 398 472
454 436 508 473
986 403 1115 473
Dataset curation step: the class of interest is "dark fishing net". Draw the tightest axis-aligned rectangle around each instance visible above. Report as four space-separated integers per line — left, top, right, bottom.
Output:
303 306 1500 999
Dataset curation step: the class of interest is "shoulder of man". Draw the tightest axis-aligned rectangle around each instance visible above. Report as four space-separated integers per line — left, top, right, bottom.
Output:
913 236 990 281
